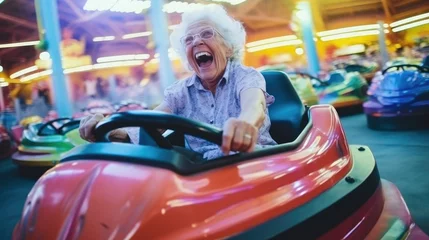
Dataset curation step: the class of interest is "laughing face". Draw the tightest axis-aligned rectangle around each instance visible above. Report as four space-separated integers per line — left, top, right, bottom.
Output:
184 21 232 85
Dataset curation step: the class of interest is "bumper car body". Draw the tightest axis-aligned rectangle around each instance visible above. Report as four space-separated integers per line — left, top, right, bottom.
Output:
287 72 319 106
315 70 368 108
344 63 379 83
12 118 87 167
363 64 429 130
12 71 426 240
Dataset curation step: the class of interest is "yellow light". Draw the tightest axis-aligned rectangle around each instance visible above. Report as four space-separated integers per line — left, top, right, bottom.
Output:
295 48 304 55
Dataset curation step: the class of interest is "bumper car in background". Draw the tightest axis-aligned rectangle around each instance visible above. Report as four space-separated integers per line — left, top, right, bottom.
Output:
286 72 320 106
10 115 44 145
344 63 379 83
12 71 427 240
385 57 423 67
0 124 14 159
314 70 368 108
72 99 115 118
12 117 87 169
364 64 429 130
115 100 149 112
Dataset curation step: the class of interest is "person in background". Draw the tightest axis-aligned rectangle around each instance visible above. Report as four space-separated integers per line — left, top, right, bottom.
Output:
79 4 277 160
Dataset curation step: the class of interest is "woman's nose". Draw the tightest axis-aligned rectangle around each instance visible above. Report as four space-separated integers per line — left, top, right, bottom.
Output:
192 36 204 46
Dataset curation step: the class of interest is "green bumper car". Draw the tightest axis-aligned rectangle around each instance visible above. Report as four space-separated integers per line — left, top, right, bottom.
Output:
287 72 320 106
315 70 368 108
12 118 87 168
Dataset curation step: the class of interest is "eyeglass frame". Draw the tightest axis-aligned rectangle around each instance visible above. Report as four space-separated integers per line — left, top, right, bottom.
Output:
180 27 223 46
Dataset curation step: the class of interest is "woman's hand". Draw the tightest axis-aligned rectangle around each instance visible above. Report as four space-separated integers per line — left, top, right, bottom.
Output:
79 113 129 142
221 118 258 155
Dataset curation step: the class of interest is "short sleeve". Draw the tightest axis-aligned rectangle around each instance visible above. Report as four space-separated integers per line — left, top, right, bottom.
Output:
163 85 176 114
236 68 275 106
163 80 187 114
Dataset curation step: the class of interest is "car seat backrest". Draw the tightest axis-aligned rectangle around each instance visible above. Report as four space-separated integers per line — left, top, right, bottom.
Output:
328 71 345 84
261 71 306 144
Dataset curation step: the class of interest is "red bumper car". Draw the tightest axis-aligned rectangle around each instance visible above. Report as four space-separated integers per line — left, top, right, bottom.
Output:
12 71 427 239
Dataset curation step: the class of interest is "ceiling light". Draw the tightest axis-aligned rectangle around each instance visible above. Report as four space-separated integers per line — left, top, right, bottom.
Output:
93 36 115 42
20 70 52 82
18 60 145 82
122 31 152 39
317 24 385 37
392 19 429 32
10 66 39 79
247 40 303 52
246 35 298 48
320 30 380 41
39 51 51 60
390 12 429 27
0 40 40 49
83 0 246 14
97 54 150 63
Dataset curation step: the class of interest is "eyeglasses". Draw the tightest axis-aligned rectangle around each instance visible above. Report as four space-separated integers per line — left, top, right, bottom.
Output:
181 27 216 46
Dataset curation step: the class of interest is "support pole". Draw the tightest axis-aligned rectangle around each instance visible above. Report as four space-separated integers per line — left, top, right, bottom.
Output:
296 1 320 76
149 0 176 90
378 21 390 66
35 0 72 117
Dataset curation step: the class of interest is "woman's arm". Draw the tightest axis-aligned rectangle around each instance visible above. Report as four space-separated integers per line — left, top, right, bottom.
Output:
238 88 266 128
221 88 266 154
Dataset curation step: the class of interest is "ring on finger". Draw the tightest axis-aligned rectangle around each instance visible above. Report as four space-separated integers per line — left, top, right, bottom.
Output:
244 134 252 140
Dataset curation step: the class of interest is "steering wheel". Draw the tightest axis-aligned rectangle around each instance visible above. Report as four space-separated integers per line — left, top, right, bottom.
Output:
94 111 223 149
382 64 429 75
58 119 81 135
344 64 367 73
37 118 72 136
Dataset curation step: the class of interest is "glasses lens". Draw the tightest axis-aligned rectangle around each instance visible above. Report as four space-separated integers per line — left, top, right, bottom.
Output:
200 29 214 39
183 35 194 45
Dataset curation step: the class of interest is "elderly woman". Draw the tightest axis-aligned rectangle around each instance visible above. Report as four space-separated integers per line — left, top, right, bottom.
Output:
79 4 277 159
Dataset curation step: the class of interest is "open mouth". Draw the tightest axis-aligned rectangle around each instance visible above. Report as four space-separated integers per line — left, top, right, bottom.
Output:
195 51 213 68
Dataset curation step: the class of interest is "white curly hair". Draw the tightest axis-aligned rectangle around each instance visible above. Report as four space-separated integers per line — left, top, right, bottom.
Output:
169 4 246 70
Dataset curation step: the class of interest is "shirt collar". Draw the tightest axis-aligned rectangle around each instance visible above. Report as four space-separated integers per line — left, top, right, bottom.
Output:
186 60 232 89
